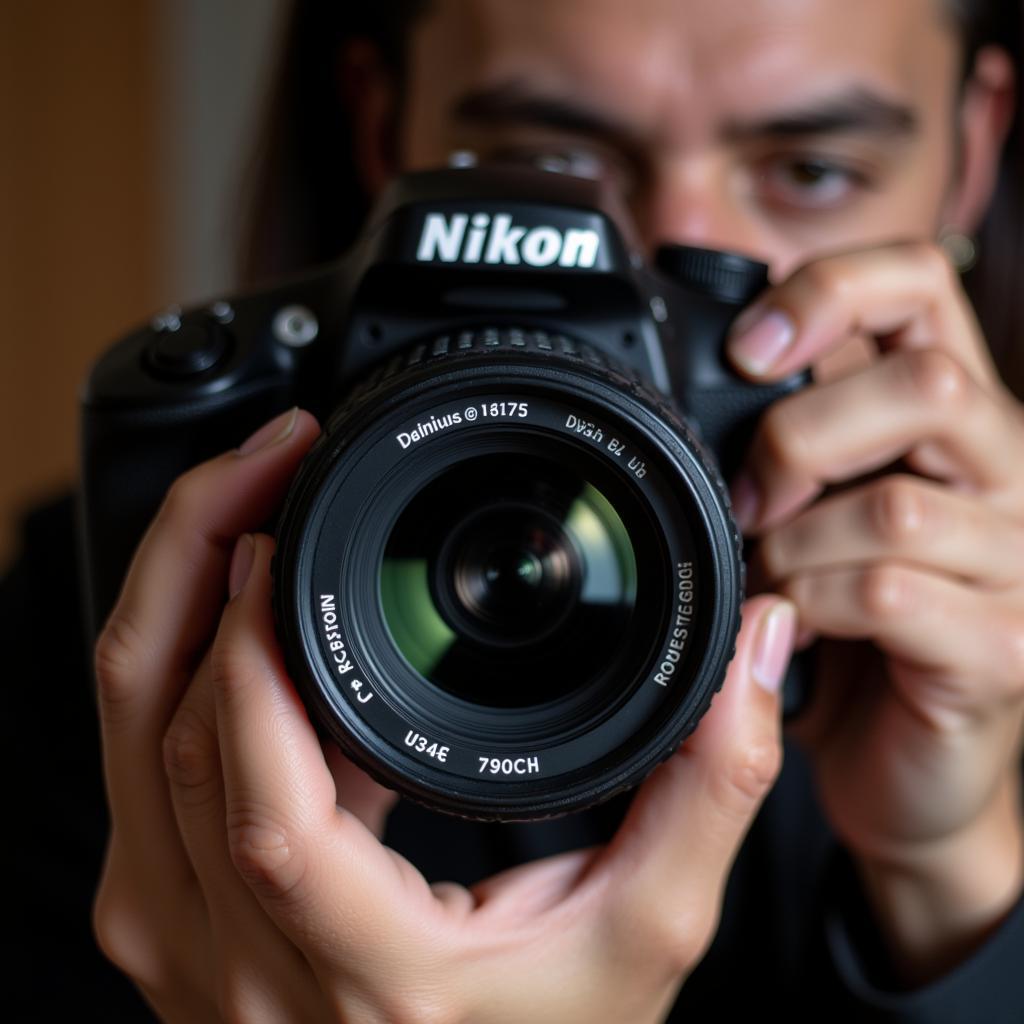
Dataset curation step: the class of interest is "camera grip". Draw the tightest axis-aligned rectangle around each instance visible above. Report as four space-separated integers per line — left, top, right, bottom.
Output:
680 377 806 486
681 377 818 723
77 382 291 646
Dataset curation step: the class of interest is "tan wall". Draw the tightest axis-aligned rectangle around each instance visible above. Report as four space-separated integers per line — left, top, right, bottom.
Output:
0 1 171 571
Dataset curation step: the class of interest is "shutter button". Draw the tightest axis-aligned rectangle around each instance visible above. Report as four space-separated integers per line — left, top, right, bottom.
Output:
146 312 230 378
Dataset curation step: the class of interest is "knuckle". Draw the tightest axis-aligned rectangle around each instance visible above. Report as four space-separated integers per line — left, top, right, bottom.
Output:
638 895 721 977
210 632 251 706
758 398 817 478
728 738 784 803
92 885 127 968
163 705 217 795
161 463 214 525
713 737 785 815
904 348 971 409
94 613 149 720
801 258 849 302
93 882 162 984
869 476 929 547
859 563 916 621
226 802 307 899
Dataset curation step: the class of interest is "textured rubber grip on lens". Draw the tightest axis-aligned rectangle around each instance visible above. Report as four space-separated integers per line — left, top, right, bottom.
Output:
330 325 743 569
276 326 745 822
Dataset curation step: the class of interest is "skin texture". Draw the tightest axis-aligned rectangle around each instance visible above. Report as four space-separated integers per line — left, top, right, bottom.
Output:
378 0 1024 985
397 0 965 270
92 408 797 1023
92 0 1024 1019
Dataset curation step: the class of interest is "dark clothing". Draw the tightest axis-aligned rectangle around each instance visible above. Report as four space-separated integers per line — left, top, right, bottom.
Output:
8 494 1024 1022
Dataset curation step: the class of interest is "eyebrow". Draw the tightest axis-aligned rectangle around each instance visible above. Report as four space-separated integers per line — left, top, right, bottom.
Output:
451 80 919 149
722 87 918 141
453 80 648 152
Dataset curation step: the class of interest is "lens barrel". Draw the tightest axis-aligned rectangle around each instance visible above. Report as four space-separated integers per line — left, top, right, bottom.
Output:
273 329 743 821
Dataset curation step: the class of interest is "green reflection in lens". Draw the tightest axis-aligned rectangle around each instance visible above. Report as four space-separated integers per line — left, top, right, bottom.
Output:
379 557 456 677
380 479 637 686
565 483 637 604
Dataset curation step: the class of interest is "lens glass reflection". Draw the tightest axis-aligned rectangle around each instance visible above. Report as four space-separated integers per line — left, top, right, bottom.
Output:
380 451 640 707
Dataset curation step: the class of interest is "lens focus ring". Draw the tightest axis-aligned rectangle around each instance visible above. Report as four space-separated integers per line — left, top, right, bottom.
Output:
325 326 741 587
272 323 749 819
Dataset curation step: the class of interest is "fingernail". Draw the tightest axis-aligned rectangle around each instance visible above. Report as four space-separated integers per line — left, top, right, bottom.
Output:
753 600 797 694
727 308 795 375
238 407 299 456
229 534 255 598
729 471 760 534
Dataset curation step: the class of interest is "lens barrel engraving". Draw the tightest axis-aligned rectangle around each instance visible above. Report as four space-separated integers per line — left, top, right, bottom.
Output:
273 329 743 821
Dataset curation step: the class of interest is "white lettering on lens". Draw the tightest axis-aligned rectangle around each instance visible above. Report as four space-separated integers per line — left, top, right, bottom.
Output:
395 410 463 449
403 730 450 764
319 594 373 702
416 212 601 268
654 563 696 687
477 755 541 775
564 414 604 444
480 401 529 418
628 455 647 479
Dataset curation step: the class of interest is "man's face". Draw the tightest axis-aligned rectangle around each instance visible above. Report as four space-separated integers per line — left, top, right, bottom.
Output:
397 0 964 280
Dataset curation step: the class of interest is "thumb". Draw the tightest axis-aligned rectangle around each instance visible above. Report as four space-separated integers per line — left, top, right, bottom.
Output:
600 594 798 958
323 741 400 839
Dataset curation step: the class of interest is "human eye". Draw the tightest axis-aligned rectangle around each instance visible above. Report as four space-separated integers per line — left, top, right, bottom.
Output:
751 152 877 214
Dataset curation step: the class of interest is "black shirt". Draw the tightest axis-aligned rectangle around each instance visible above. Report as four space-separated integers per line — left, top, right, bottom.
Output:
7 495 1024 1022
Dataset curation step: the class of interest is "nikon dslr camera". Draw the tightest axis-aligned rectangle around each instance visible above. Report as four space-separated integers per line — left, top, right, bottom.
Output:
79 163 812 822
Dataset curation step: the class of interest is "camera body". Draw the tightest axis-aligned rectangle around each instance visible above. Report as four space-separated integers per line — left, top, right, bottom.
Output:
79 164 813 821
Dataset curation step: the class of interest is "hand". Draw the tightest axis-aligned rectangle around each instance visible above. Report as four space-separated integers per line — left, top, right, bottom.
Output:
725 240 1024 984
92 406 799 1024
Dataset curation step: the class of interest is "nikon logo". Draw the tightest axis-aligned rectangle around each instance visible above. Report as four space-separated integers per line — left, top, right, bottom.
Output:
416 212 601 268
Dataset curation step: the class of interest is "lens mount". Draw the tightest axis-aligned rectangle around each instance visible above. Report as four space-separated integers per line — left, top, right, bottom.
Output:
273 330 743 821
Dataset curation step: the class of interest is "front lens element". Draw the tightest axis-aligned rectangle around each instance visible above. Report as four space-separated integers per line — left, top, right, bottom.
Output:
380 451 640 708
272 332 744 822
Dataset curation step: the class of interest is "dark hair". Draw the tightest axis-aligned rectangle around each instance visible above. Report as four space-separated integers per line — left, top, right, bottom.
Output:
237 1 1023 398
235 3 430 287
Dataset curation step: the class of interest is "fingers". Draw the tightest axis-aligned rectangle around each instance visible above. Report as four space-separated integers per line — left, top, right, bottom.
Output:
779 564 1024 713
750 473 1024 592
322 742 400 838
210 533 416 970
728 347 1024 536
595 595 796 971
725 241 1002 391
163 652 337 1024
94 407 320 883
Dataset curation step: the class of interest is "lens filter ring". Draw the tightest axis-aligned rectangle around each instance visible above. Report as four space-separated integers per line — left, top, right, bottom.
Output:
273 337 743 821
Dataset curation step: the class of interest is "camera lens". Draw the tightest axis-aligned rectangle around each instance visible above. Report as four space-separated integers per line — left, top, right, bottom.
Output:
273 329 743 822
380 451 638 707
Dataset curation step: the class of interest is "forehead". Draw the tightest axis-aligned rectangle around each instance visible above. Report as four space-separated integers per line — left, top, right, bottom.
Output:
409 0 959 138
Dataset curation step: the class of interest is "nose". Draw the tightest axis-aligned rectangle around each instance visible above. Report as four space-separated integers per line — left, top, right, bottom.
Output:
637 157 767 264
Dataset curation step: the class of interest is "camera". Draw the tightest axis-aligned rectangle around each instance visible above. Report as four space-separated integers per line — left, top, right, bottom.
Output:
79 163 813 822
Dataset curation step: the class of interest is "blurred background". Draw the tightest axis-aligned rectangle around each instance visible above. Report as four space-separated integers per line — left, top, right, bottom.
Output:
0 0 286 571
